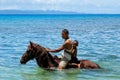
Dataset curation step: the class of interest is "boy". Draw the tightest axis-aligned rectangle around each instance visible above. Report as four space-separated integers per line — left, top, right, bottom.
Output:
68 40 81 68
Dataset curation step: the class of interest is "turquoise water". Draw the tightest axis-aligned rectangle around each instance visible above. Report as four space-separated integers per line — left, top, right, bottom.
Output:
0 14 120 80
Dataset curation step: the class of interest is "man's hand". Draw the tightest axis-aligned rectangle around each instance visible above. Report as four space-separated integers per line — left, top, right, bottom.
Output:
45 48 50 52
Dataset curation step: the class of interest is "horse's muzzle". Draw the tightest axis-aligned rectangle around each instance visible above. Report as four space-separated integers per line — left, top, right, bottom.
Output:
20 59 26 64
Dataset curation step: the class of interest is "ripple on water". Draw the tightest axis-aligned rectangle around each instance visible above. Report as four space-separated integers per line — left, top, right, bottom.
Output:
0 14 120 80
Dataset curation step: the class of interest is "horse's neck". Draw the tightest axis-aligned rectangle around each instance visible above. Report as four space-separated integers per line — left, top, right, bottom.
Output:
35 47 58 68
35 46 45 66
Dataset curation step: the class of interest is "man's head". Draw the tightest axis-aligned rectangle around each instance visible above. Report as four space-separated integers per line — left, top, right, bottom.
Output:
73 40 79 47
62 29 69 39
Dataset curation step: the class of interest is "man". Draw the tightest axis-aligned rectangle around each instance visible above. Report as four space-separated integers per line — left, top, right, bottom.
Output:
46 29 73 70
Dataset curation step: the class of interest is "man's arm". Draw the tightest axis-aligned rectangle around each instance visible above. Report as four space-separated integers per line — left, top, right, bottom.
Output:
46 45 64 53
46 40 68 53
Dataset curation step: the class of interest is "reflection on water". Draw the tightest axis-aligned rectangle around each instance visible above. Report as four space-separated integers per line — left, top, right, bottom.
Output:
20 67 81 80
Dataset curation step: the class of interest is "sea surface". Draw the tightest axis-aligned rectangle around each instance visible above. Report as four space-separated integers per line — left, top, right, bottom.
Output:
0 14 120 80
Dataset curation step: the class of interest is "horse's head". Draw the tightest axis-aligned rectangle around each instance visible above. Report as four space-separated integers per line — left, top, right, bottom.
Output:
20 41 58 68
20 41 38 64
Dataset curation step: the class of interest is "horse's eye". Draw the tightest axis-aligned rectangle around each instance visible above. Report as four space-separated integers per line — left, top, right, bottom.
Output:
27 48 32 52
27 50 30 53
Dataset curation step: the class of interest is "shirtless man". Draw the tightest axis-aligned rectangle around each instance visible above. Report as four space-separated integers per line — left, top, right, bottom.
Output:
46 29 73 70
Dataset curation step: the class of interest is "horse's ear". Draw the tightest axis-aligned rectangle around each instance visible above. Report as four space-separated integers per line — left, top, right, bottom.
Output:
30 41 33 47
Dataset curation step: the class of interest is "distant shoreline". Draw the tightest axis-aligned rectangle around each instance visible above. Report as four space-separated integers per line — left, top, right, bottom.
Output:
0 10 77 15
0 10 120 15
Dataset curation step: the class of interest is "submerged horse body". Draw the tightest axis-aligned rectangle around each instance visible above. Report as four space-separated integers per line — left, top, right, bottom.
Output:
20 41 100 69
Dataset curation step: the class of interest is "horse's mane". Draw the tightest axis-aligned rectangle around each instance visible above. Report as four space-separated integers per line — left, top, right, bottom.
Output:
32 42 58 68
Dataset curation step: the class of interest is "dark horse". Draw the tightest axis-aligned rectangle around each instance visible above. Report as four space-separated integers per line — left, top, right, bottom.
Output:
20 41 100 69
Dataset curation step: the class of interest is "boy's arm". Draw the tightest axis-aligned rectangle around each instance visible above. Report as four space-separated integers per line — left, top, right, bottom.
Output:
72 48 77 57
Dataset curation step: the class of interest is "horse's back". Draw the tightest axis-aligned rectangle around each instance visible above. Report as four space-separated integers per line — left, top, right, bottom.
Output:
80 59 100 69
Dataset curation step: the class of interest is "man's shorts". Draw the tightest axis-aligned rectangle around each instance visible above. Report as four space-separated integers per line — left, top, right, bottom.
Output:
59 60 68 68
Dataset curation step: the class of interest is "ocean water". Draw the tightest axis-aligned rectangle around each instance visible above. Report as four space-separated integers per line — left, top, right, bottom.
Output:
0 14 120 80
